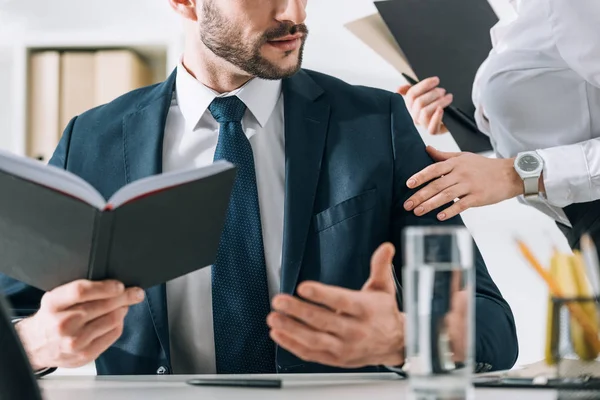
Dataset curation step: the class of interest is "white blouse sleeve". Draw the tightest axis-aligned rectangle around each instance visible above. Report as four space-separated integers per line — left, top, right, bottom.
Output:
536 140 600 207
533 0 600 207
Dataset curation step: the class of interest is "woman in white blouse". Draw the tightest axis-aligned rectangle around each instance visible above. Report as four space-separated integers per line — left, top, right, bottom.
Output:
402 0 600 247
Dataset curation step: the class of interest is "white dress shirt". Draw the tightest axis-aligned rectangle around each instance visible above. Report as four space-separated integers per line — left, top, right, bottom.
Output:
473 0 600 226
164 63 285 374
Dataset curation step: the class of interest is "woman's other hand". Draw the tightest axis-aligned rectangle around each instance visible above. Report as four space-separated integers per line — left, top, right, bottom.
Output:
398 77 453 135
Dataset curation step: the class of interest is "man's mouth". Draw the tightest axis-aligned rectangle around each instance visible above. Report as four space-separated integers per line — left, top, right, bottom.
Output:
266 34 304 51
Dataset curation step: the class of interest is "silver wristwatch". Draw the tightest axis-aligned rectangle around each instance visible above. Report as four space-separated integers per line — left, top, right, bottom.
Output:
513 151 544 198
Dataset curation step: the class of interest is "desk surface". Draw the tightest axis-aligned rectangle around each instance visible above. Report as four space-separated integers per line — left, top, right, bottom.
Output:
38 373 562 400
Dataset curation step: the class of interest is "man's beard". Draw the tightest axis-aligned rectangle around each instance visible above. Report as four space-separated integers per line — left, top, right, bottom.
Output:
199 2 308 80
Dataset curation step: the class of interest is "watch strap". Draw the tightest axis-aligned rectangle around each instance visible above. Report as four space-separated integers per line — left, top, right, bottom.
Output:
523 176 539 196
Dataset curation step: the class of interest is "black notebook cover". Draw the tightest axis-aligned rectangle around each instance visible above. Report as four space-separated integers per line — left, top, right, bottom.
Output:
0 167 236 292
375 0 498 153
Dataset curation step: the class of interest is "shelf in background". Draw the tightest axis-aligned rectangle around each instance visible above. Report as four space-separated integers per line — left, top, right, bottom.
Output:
9 31 183 157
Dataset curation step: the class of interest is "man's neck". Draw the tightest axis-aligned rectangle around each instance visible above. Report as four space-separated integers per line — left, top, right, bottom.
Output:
182 42 253 94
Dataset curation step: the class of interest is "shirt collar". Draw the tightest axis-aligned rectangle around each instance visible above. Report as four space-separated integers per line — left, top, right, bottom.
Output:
175 61 282 131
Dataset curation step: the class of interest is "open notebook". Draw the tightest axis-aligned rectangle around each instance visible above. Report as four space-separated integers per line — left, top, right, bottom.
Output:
0 149 236 291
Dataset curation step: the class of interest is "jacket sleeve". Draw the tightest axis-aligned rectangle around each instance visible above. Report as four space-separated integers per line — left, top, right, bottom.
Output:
389 93 519 371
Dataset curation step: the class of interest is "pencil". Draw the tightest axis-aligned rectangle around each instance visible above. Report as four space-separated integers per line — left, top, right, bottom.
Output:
581 234 600 296
517 239 600 355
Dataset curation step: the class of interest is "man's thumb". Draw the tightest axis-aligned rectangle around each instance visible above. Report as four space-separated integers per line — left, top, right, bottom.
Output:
363 243 397 294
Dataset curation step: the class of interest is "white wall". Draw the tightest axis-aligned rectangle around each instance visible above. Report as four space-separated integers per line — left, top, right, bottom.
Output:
0 46 12 151
0 0 566 371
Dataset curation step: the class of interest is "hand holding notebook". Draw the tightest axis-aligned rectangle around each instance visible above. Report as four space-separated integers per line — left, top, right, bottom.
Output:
14 279 145 371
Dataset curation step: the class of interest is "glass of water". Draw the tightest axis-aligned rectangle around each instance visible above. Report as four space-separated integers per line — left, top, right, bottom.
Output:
403 226 475 399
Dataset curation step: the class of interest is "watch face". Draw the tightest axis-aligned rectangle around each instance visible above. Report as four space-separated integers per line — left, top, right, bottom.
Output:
518 154 540 172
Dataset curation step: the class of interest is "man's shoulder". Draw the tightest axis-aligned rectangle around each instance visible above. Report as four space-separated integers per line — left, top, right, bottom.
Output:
300 69 396 110
72 80 172 128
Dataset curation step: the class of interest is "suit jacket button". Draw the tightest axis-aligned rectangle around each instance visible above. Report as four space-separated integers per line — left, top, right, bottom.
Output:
156 366 168 375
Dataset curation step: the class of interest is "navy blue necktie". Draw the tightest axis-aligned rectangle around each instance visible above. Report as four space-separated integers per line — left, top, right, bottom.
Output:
209 96 275 374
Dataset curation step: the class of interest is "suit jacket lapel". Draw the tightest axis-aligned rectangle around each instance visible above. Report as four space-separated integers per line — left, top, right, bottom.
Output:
122 69 176 363
122 70 176 181
280 71 330 294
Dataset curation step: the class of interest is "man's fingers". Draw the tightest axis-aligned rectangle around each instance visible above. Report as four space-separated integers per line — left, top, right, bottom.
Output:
66 307 129 352
406 160 454 190
447 290 469 362
267 312 344 351
271 294 346 334
363 243 396 294
77 325 125 365
296 282 364 316
451 271 461 296
413 183 466 217
451 289 469 316
70 287 144 323
42 280 125 312
269 329 343 367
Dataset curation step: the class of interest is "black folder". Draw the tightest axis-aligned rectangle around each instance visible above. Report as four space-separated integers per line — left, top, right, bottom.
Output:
375 0 499 153
0 149 236 292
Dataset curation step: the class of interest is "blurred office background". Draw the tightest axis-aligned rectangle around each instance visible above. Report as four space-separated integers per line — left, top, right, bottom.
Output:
0 0 569 374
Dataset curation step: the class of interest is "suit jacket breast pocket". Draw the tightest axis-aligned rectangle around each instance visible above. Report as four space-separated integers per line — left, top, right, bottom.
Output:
313 188 377 233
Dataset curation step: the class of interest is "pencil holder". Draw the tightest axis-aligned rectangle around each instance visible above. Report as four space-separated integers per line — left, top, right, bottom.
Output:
547 295 600 386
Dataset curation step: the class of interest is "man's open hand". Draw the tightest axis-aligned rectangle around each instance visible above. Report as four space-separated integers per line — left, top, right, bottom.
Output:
268 243 405 368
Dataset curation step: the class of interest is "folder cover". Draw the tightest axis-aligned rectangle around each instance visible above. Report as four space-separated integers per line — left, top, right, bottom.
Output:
374 0 498 153
0 149 236 292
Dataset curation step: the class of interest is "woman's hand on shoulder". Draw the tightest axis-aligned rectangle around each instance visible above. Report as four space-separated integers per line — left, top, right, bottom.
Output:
403 146 524 220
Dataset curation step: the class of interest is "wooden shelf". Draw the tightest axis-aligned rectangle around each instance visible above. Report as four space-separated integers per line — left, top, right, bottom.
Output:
9 31 183 156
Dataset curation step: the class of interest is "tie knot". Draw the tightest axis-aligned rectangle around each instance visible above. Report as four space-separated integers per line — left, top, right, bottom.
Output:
209 96 247 123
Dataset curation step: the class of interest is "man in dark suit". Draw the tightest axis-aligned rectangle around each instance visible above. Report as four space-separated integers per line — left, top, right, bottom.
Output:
2 0 518 375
